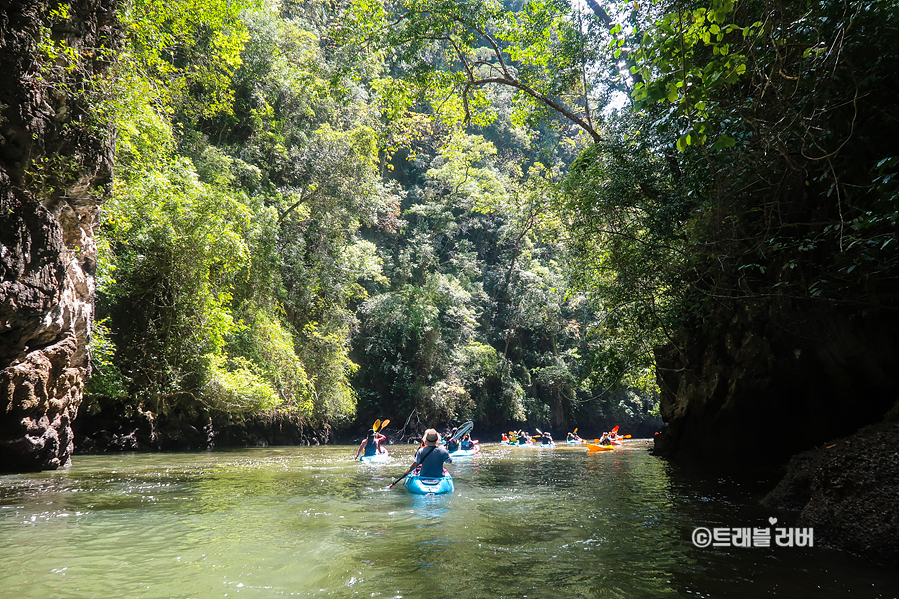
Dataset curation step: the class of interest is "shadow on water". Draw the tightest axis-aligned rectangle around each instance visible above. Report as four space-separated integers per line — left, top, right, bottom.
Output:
0 443 897 598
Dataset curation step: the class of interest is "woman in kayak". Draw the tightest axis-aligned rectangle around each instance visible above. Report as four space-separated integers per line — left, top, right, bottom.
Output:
355 429 387 459
405 429 452 477
598 432 612 446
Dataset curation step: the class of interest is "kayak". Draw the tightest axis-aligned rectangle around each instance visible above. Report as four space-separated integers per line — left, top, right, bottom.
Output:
404 472 454 495
449 445 480 457
359 449 389 462
586 443 615 452
566 439 585 444
537 442 556 448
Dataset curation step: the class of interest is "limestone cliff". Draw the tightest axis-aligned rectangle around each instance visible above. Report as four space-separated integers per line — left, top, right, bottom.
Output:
653 300 899 469
0 0 119 472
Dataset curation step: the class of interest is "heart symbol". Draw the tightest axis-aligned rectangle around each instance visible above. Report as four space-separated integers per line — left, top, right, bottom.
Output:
768 517 778 525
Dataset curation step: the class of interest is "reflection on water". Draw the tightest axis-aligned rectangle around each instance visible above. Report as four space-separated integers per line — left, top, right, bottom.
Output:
1 443 897 599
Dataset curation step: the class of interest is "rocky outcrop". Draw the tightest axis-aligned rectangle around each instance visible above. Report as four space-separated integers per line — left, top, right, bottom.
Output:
653 301 899 469
761 419 899 567
0 1 119 472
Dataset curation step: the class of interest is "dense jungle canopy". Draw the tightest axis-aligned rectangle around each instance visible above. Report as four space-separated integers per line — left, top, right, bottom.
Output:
68 0 898 439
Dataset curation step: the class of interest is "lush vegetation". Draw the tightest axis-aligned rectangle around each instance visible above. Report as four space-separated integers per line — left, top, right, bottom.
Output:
80 0 898 439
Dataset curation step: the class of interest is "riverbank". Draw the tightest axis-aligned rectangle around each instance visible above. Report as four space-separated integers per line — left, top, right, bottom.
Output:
72 411 331 454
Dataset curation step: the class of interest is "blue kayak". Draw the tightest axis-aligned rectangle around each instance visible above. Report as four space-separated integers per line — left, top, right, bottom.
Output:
449 445 480 457
359 449 389 462
404 473 454 495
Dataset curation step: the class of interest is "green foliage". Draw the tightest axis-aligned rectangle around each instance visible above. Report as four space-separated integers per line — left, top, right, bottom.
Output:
625 0 899 309
90 0 399 427
122 0 256 121
94 156 252 414
87 0 676 437
340 0 608 141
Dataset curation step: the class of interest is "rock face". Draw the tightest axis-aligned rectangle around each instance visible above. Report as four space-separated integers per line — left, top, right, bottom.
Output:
0 1 119 472
653 301 899 470
761 420 899 567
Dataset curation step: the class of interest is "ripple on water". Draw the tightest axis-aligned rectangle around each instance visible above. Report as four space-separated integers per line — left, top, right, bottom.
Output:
1 444 898 599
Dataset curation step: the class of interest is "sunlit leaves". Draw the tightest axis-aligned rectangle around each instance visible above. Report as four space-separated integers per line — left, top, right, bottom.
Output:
122 0 257 120
630 0 762 150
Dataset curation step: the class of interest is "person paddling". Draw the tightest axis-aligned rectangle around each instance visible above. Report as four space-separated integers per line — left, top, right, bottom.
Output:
355 429 386 459
445 427 460 452
403 429 452 478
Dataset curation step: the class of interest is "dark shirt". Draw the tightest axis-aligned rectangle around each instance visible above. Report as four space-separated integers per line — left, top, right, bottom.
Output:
413 446 452 477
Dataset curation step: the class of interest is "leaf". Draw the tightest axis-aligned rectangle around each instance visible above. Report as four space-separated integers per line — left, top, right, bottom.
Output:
710 134 736 150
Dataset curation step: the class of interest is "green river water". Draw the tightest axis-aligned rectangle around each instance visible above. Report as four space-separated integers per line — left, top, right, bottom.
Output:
1 441 897 599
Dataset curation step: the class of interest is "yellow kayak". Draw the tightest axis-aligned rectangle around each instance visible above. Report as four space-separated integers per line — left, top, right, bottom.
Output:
586 444 615 453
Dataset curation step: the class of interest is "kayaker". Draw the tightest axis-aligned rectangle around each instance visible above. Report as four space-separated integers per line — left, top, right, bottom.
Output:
517 431 530 445
405 429 452 478
460 433 475 450
355 429 387 459
567 432 582 442
598 432 612 446
540 432 554 445
446 427 460 452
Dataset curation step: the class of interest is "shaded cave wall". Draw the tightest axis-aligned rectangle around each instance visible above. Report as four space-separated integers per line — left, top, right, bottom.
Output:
653 299 899 469
0 0 119 472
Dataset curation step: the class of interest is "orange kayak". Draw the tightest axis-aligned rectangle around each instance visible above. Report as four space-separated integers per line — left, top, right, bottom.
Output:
586 444 615 453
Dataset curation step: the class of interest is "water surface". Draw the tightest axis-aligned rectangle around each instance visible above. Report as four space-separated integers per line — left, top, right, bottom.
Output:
1 442 896 598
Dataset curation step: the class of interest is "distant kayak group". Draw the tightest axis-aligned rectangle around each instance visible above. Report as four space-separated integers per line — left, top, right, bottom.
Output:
499 425 628 453
357 419 628 495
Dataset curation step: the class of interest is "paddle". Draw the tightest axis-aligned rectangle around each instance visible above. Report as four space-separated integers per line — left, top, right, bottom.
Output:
373 419 382 432
387 471 410 488
378 419 390 431
451 421 474 441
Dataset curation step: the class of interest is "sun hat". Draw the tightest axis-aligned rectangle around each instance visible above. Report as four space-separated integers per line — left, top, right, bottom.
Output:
423 429 441 447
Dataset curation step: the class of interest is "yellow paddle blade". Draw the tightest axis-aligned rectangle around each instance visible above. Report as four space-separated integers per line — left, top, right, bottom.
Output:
574 428 578 433
373 419 381 431
380 419 390 430
623 434 631 438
